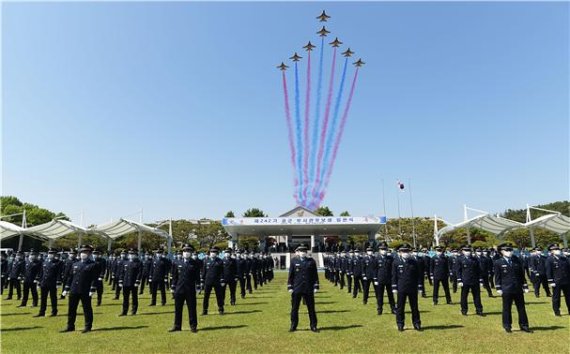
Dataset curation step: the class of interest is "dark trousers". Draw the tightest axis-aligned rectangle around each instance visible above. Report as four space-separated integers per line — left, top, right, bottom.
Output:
174 292 197 330
224 281 237 304
139 275 148 294
239 277 246 297
460 284 483 313
7 278 21 299
450 274 458 293
39 285 57 315
374 282 395 311
246 274 252 293
347 274 353 292
552 283 570 314
352 276 362 298
533 274 551 297
203 283 224 312
290 291 317 329
96 279 104 305
396 291 420 327
1 276 6 294
67 293 93 330
339 272 345 289
362 279 372 302
433 277 452 304
501 292 529 329
481 275 494 296
114 279 121 299
21 282 38 306
122 286 138 314
150 280 167 305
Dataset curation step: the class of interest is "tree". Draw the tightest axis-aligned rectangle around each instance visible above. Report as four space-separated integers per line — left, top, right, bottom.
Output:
225 211 235 218
339 211 350 217
237 236 259 251
243 208 266 217
315 206 333 216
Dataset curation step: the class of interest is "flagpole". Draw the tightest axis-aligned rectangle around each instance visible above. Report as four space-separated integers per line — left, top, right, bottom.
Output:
396 182 402 236
381 178 388 240
409 178 416 248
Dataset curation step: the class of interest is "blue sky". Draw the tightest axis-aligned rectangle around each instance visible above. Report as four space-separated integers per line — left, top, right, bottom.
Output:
2 2 568 226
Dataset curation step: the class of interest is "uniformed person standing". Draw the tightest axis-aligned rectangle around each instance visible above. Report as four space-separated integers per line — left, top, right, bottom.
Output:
546 243 570 316
139 252 152 295
113 251 127 300
61 249 77 299
222 248 238 306
477 247 494 298
18 249 42 308
119 249 142 316
530 247 551 298
149 248 170 306
346 250 354 293
6 251 24 300
236 250 248 299
201 247 225 315
456 245 484 316
245 251 253 294
1 252 7 294
392 244 422 331
61 245 97 333
351 249 364 299
35 248 62 317
362 247 376 305
494 243 532 333
93 250 106 306
338 251 348 290
169 244 200 332
449 249 459 293
374 242 395 315
430 246 452 305
288 245 319 332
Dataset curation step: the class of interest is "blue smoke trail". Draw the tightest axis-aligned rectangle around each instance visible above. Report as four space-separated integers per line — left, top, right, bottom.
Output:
308 37 325 208
318 57 349 192
294 61 303 204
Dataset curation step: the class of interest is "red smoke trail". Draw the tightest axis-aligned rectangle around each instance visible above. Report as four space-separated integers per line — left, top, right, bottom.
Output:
313 47 337 205
316 67 360 207
302 50 312 205
282 70 299 204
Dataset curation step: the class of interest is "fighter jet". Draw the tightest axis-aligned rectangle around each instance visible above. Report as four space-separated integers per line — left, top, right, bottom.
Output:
289 52 302 62
353 58 365 67
329 37 343 47
303 41 316 52
342 48 354 57
316 10 331 22
277 62 289 71
317 26 331 37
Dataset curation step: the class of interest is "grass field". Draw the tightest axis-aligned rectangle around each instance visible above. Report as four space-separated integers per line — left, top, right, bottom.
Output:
1 272 568 353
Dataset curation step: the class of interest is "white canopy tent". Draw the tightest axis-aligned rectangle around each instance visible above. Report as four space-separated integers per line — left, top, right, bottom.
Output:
92 218 171 252
0 220 28 241
26 219 91 246
436 205 570 247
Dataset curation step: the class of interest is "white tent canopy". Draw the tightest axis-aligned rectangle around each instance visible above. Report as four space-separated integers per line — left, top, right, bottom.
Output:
25 219 89 240
0 221 27 241
93 218 169 240
525 214 570 235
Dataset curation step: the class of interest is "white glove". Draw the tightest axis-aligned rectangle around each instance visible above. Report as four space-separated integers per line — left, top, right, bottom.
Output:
549 283 556 288
119 283 123 288
497 290 503 295
430 276 434 280
524 289 529 294
392 290 397 294
149 279 152 282
170 289 174 293
314 288 318 293
374 281 379 286
89 292 94 297
363 277 367 281
458 282 463 288
418 289 423 293
98 277 103 281
62 290 68 297
220 283 225 287
288 289 293 293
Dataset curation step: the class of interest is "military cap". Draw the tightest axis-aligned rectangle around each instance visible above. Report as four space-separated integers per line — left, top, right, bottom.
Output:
548 243 560 251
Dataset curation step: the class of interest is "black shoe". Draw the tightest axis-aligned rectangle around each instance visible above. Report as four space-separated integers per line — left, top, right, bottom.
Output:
289 327 296 332
241 295 245 299
397 325 404 332
310 326 319 333
168 327 181 332
413 324 422 331
391 308 397 315
554 312 561 317
149 303 156 307
363 300 367 305
34 313 45 317
446 300 452 305
96 302 101 307
161 303 166 306
504 328 512 333
230 301 236 306
520 327 533 333
81 328 91 334
476 312 485 317
131 312 137 316
461 311 468 316
218 310 224 315
113 297 119 300
118 313 127 317
377 308 383 315
5 297 12 300
433 302 438 306
50 313 57 317
202 311 208 316
190 327 198 333
60 328 74 333
17 304 26 308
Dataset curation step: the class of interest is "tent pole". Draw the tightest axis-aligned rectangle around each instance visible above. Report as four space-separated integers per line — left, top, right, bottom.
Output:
167 218 173 256
138 230 142 251
529 228 536 248
107 238 112 252
78 232 83 248
563 232 568 248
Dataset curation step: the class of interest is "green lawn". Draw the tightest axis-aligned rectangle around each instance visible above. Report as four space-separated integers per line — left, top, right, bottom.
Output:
1 272 568 353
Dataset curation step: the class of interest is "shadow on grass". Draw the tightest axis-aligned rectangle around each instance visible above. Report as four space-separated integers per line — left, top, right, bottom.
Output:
531 326 566 331
1 326 42 332
483 311 502 316
1 312 32 316
225 310 262 315
422 325 464 331
316 301 335 305
94 325 148 332
316 310 350 314
200 325 247 331
526 301 548 305
319 325 363 331
138 311 175 316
